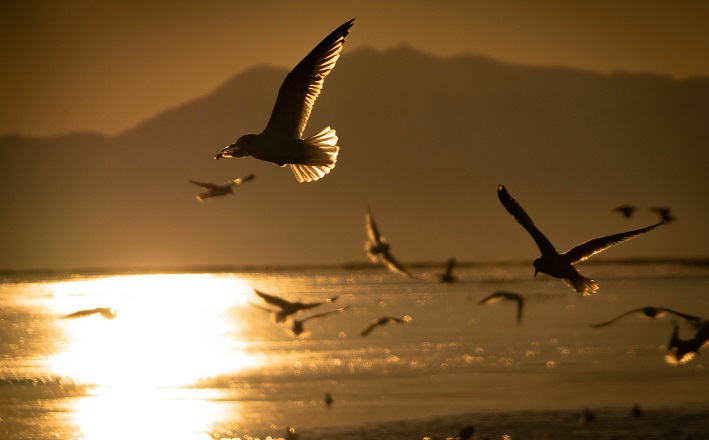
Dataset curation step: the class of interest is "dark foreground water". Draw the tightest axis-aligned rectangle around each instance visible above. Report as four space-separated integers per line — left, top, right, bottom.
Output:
1 261 707 439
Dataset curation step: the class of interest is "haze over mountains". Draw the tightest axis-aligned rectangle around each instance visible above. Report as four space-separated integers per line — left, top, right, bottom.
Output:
2 46 708 271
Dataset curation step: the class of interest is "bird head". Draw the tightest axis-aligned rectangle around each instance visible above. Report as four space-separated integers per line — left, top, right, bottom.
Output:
533 258 542 277
214 134 255 160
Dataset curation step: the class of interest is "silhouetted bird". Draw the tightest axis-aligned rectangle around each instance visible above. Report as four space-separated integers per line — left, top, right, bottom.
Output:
213 19 354 183
631 403 643 418
364 206 413 277
253 289 339 323
62 307 117 320
360 315 412 337
438 257 457 283
665 320 709 365
581 408 596 423
497 185 664 295
590 306 701 328
289 307 349 337
189 173 255 201
649 207 676 223
456 425 475 440
324 392 334 408
478 291 526 324
612 205 637 218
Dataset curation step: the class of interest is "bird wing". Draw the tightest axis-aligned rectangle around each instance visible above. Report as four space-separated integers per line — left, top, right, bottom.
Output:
189 180 218 189
381 251 412 277
254 289 294 309
301 306 349 323
227 173 256 186
365 207 385 244
62 308 100 319
563 221 664 264
478 292 505 305
497 185 558 257
264 19 354 138
662 307 702 322
589 308 644 328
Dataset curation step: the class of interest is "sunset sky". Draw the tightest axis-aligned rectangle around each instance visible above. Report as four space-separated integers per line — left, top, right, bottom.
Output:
3 0 709 137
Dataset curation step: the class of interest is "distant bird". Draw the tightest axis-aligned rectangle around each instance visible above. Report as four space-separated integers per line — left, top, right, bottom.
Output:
253 289 339 323
289 307 349 337
324 392 334 408
590 306 701 328
456 425 475 440
478 291 526 324
581 408 596 423
612 205 637 218
62 307 117 320
438 257 457 283
360 315 413 337
213 19 354 183
665 320 709 365
364 207 413 277
497 185 664 295
189 173 255 201
631 403 643 418
649 207 676 223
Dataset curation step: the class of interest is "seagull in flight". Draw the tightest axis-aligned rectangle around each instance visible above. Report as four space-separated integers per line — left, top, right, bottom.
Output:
590 306 701 328
665 320 709 365
189 173 255 201
438 257 457 283
649 207 676 223
360 315 413 337
289 306 349 337
612 205 637 219
364 206 413 277
497 185 664 295
213 19 354 183
62 307 117 320
252 289 339 323
478 291 526 324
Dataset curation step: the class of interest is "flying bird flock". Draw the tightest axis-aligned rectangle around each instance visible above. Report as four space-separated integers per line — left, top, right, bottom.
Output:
186 19 703 367
44 18 706 440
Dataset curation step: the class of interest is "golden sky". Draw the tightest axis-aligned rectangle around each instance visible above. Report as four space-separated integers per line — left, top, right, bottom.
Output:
2 0 708 137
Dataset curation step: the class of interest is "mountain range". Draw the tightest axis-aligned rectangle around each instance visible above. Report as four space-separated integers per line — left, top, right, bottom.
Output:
2 45 708 271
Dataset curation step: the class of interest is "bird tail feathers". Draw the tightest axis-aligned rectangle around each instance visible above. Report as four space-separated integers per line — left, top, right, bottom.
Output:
290 127 339 183
565 274 599 296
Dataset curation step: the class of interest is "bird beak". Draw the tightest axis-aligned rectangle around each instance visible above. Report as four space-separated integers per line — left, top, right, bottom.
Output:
534 269 538 277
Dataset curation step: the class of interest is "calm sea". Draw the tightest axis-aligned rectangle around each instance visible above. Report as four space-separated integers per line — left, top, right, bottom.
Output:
1 262 708 440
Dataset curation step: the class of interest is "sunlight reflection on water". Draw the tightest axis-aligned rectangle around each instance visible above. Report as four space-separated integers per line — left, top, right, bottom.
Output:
41 274 260 439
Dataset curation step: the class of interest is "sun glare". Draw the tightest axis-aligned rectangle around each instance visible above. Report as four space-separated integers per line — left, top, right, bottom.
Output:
48 273 260 387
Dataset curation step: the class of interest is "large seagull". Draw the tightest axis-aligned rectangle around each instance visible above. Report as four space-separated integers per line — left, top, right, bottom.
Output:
497 185 664 295
214 19 354 183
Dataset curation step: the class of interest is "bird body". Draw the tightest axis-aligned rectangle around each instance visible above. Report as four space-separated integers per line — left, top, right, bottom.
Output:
214 19 354 182
497 185 664 295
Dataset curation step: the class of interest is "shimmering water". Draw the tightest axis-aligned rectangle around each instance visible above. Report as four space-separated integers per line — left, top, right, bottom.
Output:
1 262 708 439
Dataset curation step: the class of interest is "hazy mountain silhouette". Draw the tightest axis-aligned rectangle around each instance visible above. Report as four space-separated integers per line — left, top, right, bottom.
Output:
1 46 708 270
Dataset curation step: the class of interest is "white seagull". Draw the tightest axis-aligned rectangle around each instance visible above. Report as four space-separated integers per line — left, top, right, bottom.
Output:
497 185 664 295
189 173 255 201
364 206 413 277
213 19 354 183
